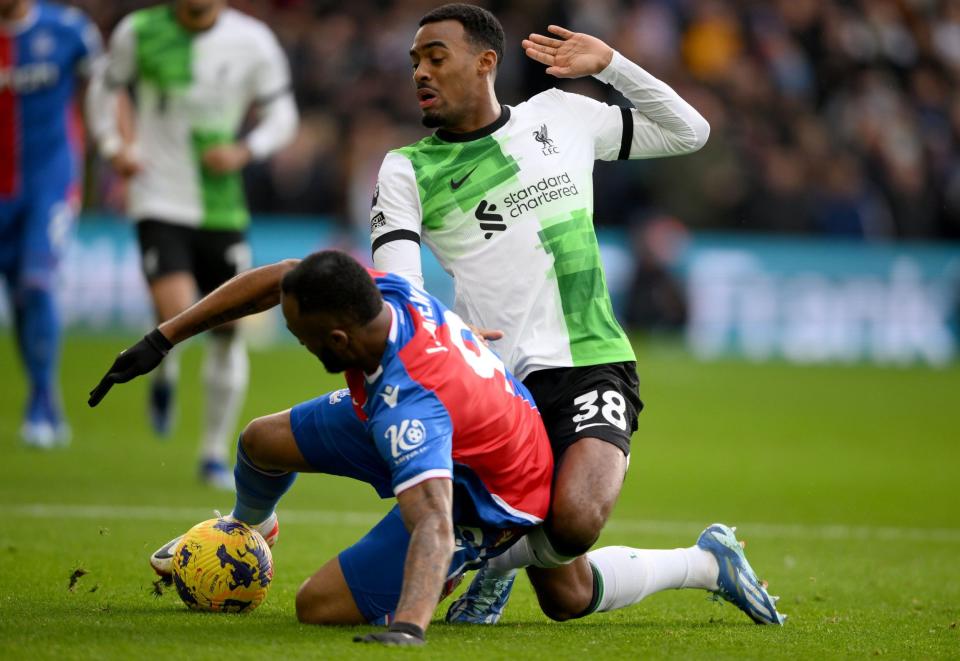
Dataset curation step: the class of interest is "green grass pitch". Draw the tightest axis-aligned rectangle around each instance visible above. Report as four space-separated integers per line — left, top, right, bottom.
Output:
1 333 958 659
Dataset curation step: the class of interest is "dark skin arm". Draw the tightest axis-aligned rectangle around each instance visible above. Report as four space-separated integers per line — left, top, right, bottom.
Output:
88 259 300 406
393 478 455 630
159 258 300 343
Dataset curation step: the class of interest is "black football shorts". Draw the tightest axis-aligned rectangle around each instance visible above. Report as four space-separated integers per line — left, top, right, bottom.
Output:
136 219 250 295
522 361 643 458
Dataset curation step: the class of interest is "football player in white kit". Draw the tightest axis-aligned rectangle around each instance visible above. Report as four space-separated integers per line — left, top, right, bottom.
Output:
370 4 785 626
86 0 298 487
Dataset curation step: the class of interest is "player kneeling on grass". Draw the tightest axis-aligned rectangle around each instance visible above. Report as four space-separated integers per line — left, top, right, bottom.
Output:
89 251 784 646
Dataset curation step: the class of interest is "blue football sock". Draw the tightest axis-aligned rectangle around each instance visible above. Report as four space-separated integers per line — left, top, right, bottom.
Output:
14 286 61 421
232 437 297 524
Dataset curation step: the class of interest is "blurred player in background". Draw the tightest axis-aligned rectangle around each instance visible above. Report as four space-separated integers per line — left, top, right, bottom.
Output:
0 0 101 448
86 0 298 487
371 4 783 625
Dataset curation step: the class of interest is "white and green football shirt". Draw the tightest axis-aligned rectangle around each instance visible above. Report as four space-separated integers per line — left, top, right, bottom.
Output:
92 6 294 230
371 52 709 379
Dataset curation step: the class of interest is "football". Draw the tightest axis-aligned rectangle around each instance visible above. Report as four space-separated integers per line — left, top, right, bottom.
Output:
171 518 273 613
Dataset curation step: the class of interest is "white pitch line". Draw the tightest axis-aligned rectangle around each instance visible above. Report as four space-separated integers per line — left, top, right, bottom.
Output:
9 503 960 544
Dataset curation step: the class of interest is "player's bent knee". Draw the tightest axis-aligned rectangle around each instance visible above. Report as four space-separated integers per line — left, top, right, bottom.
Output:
538 599 574 622
547 501 606 557
295 578 344 624
535 593 584 622
239 417 272 466
295 561 366 625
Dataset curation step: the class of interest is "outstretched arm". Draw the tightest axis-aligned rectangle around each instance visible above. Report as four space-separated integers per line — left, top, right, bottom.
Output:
158 259 300 344
88 259 300 406
523 25 709 156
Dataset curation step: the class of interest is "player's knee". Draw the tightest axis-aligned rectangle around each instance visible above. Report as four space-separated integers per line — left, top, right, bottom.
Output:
539 602 575 622
295 578 356 625
295 581 327 624
535 594 584 622
547 500 606 557
239 417 273 467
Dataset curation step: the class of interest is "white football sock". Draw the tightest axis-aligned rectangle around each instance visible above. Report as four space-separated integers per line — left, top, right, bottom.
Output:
587 545 719 612
201 334 248 464
487 526 578 575
227 511 276 534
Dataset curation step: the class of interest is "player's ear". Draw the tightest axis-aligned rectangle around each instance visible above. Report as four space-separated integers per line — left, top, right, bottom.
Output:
329 329 350 349
477 49 497 77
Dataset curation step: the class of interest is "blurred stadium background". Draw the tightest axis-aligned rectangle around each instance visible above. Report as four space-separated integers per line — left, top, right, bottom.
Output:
2 0 959 365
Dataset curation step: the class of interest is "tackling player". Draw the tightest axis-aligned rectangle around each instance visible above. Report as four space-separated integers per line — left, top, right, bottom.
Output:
89 250 556 646
0 0 101 447
85 0 298 487
370 4 784 625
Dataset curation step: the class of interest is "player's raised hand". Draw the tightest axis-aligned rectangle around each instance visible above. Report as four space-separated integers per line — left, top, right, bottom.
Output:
522 25 614 79
88 329 173 407
202 143 252 174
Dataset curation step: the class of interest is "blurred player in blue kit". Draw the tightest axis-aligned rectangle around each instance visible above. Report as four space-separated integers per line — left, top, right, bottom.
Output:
0 0 101 447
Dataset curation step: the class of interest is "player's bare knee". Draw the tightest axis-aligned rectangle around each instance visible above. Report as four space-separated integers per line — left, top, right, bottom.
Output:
295 578 360 625
547 501 605 556
295 580 334 624
294 581 323 623
239 416 273 466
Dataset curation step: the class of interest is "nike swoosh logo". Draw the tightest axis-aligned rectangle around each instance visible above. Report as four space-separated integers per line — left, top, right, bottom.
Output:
450 166 478 190
574 421 610 432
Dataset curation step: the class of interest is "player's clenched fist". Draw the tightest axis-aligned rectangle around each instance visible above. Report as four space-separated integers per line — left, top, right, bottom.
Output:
88 329 173 407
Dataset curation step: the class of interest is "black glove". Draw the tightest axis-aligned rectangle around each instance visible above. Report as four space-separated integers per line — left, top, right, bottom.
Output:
88 329 173 407
353 621 425 647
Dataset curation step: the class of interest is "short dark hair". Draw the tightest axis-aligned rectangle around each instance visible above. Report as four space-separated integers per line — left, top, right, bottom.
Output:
281 251 382 325
419 3 505 68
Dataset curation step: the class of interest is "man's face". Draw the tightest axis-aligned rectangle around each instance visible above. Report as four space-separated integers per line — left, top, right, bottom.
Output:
410 20 486 129
281 295 352 373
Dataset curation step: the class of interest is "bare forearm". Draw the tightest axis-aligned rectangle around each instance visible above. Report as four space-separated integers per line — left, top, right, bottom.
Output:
159 259 299 344
394 513 454 629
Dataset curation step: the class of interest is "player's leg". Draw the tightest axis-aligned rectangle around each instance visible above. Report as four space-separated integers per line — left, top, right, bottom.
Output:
243 396 404 625
453 362 713 621
454 363 783 624
151 390 381 577
296 506 408 625
449 363 639 620
297 503 492 626
14 197 74 447
194 230 252 488
136 220 196 437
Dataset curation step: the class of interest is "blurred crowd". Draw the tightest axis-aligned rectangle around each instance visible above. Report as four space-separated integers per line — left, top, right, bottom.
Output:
75 0 960 241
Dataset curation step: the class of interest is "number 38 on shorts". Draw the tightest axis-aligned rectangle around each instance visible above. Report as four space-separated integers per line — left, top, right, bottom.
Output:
572 389 628 432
